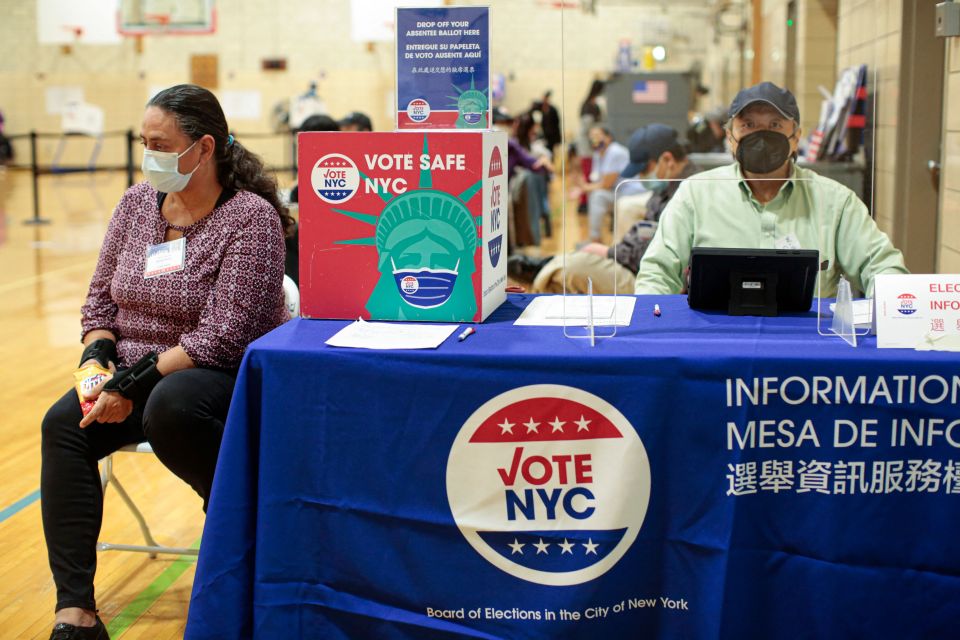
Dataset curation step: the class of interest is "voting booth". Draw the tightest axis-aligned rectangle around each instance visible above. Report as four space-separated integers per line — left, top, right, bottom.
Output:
298 130 507 322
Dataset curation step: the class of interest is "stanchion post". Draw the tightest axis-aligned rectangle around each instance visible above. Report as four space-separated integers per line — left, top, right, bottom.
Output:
25 130 52 225
126 129 135 187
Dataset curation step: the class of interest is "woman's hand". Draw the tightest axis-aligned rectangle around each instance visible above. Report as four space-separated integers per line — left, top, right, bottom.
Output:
79 390 133 428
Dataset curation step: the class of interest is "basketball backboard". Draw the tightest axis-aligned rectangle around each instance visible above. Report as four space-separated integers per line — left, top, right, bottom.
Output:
118 0 216 36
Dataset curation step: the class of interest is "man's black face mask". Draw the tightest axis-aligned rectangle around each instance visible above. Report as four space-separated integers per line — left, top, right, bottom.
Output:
734 129 793 174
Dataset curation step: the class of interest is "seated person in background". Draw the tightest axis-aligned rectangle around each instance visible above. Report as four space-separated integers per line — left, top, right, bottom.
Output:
570 125 629 242
339 111 373 132
509 124 697 295
613 124 694 238
41 84 290 640
687 106 727 153
636 81 907 298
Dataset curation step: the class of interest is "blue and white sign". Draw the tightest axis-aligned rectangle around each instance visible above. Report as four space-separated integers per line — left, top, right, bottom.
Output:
396 6 490 130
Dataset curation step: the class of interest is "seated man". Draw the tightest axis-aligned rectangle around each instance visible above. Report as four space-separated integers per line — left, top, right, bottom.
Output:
339 111 373 132
572 125 630 242
636 81 907 298
509 124 697 294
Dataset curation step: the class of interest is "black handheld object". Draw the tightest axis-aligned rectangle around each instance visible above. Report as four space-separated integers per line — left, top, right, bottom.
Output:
79 338 117 369
102 351 163 404
687 247 819 316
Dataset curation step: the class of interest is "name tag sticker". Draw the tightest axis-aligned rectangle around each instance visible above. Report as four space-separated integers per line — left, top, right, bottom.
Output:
144 237 186 279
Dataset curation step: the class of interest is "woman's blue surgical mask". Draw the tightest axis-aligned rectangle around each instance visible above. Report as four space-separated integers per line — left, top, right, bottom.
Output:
392 258 460 309
141 140 200 193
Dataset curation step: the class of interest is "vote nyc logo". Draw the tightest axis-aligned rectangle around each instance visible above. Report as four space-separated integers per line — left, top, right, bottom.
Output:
407 98 431 123
311 153 360 204
447 385 650 586
896 293 918 315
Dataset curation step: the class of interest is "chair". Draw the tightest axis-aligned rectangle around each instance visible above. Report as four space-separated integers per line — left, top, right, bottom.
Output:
283 273 300 318
97 277 300 557
97 442 198 557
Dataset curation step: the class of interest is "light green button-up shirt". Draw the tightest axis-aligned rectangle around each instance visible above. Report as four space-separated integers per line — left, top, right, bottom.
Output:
635 162 908 297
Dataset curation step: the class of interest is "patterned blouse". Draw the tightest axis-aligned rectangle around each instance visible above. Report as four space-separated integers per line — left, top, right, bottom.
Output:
81 182 288 370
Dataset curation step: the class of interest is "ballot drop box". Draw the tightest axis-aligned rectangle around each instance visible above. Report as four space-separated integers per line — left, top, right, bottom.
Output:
298 131 507 322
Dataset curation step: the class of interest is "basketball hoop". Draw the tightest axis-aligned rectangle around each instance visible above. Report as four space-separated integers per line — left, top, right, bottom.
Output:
61 25 84 40
144 13 172 33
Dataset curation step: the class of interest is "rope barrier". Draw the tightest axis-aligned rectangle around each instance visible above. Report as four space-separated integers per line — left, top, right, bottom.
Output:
4 129 298 224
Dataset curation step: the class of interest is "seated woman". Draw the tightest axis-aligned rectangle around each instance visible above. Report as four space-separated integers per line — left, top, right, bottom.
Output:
41 84 291 640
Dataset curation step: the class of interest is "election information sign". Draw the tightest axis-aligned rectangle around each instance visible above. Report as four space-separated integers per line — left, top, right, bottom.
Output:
298 130 507 322
396 6 490 130
875 274 960 348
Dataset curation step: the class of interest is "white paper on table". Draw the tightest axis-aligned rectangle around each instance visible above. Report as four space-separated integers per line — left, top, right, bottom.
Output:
515 296 637 327
325 319 459 350
829 299 873 327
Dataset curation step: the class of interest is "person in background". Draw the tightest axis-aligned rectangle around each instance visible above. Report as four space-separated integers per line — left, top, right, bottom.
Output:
493 108 553 180
287 114 340 284
339 111 373 132
532 90 561 156
510 124 696 294
40 84 290 640
575 79 605 213
571 125 629 243
516 111 554 240
516 111 553 166
687 106 727 153
0 110 13 165
636 81 907 297
494 108 553 248
289 114 339 206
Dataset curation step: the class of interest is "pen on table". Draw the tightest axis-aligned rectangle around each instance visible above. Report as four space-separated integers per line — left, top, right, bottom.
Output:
653 304 661 317
458 327 476 341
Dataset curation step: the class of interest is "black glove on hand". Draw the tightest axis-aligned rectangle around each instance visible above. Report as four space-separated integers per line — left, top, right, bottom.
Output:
79 338 118 369
102 351 163 404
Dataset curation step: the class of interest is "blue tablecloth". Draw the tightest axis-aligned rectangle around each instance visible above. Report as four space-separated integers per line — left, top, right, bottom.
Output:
186 295 960 639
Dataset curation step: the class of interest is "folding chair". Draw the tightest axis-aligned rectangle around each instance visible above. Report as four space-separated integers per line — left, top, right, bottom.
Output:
97 442 199 558
96 277 299 557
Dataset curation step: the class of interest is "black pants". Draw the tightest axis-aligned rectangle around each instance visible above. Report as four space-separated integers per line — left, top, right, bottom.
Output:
40 368 236 612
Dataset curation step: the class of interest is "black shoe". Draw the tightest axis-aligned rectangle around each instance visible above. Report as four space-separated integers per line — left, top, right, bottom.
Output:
507 254 551 284
49 616 109 640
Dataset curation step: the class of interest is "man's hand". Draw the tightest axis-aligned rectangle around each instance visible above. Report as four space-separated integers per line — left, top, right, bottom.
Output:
579 242 610 257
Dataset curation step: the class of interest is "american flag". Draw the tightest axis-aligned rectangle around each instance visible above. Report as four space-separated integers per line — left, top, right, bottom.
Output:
632 80 668 104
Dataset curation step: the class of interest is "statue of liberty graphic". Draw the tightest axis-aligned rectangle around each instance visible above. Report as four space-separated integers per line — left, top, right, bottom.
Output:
450 77 488 129
331 137 482 321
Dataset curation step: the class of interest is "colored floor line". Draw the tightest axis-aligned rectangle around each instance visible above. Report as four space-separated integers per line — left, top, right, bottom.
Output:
0 489 41 523
107 539 201 638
